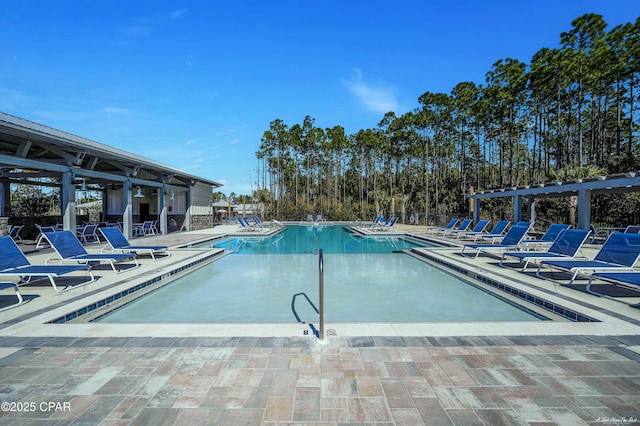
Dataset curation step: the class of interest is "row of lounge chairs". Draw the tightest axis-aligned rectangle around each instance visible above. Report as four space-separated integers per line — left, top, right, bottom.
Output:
453 223 640 304
425 218 640 303
354 216 399 231
237 216 284 232
0 228 170 311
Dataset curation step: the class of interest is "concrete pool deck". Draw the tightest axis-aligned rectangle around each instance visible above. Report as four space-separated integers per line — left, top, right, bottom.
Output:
1 223 639 424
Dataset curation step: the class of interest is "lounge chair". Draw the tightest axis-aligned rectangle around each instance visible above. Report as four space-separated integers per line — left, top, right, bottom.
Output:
0 236 95 293
425 218 458 234
465 220 510 242
374 217 398 231
9 225 23 243
99 227 170 260
140 221 156 236
623 225 640 234
77 223 100 244
460 225 530 258
452 219 490 240
499 229 591 271
0 282 23 311
43 231 139 273
480 221 530 244
441 218 472 237
306 214 314 222
536 232 640 285
35 225 57 248
586 272 640 304
520 224 571 249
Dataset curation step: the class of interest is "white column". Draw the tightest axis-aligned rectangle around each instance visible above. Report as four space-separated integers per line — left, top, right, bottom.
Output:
61 171 76 232
123 182 133 239
159 186 168 234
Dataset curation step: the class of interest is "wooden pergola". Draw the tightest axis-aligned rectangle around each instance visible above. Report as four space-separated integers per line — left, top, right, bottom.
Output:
0 112 222 239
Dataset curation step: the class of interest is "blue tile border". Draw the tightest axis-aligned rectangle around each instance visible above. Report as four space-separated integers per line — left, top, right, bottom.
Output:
48 251 222 324
411 249 600 323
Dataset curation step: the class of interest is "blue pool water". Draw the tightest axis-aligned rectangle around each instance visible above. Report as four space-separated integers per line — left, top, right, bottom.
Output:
204 225 427 254
96 225 544 323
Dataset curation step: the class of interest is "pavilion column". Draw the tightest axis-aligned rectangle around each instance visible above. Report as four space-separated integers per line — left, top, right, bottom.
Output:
185 188 192 231
577 188 591 230
61 171 77 232
513 195 523 224
159 186 168 234
123 182 133 240
0 181 8 216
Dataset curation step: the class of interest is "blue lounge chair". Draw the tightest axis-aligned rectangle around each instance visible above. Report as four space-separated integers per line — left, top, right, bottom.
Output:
499 229 591 271
520 224 571 249
586 272 640 304
461 225 530 258
374 217 398 231
0 236 95 293
426 218 458 234
99 227 170 261
536 232 640 284
306 214 314 222
9 225 23 243
480 221 530 244
35 225 57 248
316 214 323 222
623 225 640 234
466 220 510 242
441 218 472 237
43 231 139 273
453 219 490 240
77 223 100 244
0 282 23 311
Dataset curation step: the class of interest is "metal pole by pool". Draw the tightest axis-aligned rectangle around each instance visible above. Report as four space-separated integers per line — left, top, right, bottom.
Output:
318 248 324 342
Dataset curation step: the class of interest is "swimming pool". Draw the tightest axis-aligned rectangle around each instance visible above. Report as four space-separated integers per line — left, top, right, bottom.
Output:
95 225 546 323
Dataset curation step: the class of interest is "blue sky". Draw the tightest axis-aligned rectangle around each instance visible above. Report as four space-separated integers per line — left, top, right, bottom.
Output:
1 1 637 196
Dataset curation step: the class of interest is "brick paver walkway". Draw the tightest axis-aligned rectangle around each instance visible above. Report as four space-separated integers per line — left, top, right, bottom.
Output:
1 335 639 425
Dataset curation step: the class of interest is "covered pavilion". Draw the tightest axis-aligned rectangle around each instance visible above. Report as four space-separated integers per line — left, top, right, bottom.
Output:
468 172 640 230
0 112 222 239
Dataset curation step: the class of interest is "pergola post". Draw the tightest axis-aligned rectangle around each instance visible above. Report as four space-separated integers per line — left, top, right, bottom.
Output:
527 196 536 227
513 195 523 224
472 198 480 224
577 188 591 230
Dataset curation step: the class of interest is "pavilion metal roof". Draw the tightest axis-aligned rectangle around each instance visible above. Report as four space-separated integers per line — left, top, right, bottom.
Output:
0 111 222 188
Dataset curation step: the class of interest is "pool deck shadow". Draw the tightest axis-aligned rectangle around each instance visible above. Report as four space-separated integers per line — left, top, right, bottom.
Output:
1 222 639 424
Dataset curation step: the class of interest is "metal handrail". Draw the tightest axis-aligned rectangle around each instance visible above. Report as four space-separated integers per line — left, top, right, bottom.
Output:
290 292 319 323
318 248 324 341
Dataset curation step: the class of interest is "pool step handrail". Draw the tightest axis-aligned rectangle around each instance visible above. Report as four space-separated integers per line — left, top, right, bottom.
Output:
290 292 319 323
318 248 324 341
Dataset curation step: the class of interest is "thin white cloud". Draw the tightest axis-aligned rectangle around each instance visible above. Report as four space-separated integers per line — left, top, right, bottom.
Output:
103 107 130 118
343 68 399 114
170 9 189 19
122 24 152 38
229 139 239 145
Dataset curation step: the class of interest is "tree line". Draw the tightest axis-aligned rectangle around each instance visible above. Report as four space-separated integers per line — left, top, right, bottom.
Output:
255 14 640 225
